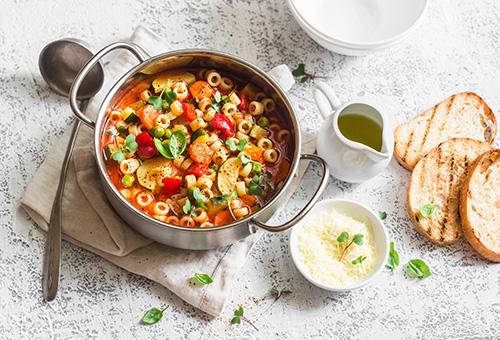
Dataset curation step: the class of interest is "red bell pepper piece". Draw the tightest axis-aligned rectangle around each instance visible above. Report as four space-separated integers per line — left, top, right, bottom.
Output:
187 162 209 177
182 102 197 122
135 131 157 159
212 113 234 137
180 92 192 103
161 177 182 197
237 91 250 111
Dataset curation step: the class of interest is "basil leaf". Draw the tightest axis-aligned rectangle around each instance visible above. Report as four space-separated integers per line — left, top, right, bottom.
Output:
112 151 125 163
164 91 177 104
231 316 241 324
271 288 279 295
194 273 213 285
386 241 400 272
234 306 244 316
379 211 387 220
337 231 348 243
142 306 168 325
292 63 305 77
168 130 187 159
183 200 191 215
154 138 174 159
300 76 310 83
214 91 221 103
408 259 431 279
226 139 236 151
106 127 118 135
420 203 438 218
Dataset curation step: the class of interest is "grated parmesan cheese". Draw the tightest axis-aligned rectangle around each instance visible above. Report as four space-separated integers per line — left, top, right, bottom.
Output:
298 207 377 286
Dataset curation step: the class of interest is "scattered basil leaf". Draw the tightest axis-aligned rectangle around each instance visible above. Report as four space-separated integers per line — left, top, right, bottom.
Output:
183 200 192 215
292 63 305 77
337 231 348 243
420 203 438 218
352 255 367 265
168 130 187 159
142 306 168 325
300 76 310 83
148 87 166 110
379 211 387 220
106 127 118 135
154 138 174 159
353 234 364 246
112 151 125 163
386 241 400 272
194 273 213 285
165 91 177 104
408 259 431 279
271 288 279 295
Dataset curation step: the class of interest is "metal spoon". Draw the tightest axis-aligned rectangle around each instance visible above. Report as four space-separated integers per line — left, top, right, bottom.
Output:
39 39 104 301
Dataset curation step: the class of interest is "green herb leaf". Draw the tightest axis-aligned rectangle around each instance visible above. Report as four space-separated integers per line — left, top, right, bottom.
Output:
281 290 292 294
214 91 222 103
236 139 247 151
164 91 177 104
420 203 438 218
125 134 138 151
187 98 198 108
183 200 192 215
231 316 241 324
337 232 348 243
240 155 252 165
112 151 125 163
226 139 236 151
379 211 387 220
154 138 174 159
197 198 207 210
168 130 187 159
191 209 199 217
271 288 279 295
148 87 166 110
229 189 238 200
353 234 364 246
117 125 127 133
292 63 305 77
386 241 400 272
234 306 244 316
248 176 264 196
352 255 367 265
106 127 118 135
192 187 207 202
142 306 168 325
300 76 310 83
123 149 132 156
194 273 213 285
408 259 431 279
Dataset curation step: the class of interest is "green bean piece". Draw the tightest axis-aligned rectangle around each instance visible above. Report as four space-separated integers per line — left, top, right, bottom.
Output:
257 117 269 128
150 126 165 138
164 128 172 138
122 174 135 187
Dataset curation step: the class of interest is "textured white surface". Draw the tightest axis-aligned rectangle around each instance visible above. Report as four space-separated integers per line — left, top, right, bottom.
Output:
2 0 500 339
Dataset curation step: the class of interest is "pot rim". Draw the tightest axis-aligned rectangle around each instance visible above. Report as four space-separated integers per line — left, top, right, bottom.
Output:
94 49 302 233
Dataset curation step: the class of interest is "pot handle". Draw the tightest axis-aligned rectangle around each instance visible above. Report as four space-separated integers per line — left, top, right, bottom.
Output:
69 42 147 129
249 154 329 233
313 81 342 120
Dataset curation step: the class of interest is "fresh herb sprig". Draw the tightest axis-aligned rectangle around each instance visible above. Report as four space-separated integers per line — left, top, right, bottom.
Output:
183 187 208 218
291 63 330 83
262 288 292 314
386 241 400 273
352 255 367 270
142 306 169 325
112 134 138 163
148 86 177 110
248 176 264 196
211 91 230 113
408 259 431 279
231 306 258 331
226 139 247 152
194 273 213 285
337 232 364 262
154 129 187 159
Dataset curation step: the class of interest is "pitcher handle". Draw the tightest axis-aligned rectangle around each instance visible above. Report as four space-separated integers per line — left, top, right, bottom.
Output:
69 42 147 129
313 81 342 120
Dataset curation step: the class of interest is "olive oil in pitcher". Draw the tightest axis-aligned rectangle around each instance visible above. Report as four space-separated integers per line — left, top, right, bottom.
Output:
337 113 383 152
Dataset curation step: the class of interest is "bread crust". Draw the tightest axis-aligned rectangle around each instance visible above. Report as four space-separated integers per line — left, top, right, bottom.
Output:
395 92 497 171
460 149 500 262
407 138 491 245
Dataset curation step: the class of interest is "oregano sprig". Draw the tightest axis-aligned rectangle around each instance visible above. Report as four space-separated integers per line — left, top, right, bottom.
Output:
337 232 364 262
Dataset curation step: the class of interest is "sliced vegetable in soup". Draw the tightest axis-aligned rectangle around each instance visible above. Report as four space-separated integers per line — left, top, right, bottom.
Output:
101 68 294 227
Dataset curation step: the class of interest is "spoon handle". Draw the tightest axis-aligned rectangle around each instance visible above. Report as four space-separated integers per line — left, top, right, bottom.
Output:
43 100 88 301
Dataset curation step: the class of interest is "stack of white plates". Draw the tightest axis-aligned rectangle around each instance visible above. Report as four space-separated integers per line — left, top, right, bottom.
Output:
286 0 429 55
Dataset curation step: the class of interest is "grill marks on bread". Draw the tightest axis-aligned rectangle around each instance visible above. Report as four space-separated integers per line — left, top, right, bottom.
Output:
395 93 497 171
407 138 491 245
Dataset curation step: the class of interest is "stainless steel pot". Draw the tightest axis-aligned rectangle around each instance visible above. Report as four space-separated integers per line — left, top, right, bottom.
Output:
69 42 329 250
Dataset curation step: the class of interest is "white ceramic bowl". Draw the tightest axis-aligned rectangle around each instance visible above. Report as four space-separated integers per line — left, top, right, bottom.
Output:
289 198 389 291
286 0 429 55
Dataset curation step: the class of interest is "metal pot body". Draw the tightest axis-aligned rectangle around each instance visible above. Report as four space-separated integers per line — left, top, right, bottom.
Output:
70 42 329 250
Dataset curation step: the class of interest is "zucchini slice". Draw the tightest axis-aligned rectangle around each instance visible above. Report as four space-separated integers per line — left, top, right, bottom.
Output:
216 157 242 195
136 157 175 191
206 196 229 217
250 125 270 139
191 129 209 144
152 72 196 93
122 107 139 124
104 144 119 159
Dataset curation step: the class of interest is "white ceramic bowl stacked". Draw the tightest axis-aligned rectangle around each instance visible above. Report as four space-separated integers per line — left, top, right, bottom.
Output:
286 0 429 55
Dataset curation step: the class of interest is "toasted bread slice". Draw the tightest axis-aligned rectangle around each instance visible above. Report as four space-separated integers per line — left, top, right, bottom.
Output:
395 92 496 171
407 138 491 245
460 149 500 261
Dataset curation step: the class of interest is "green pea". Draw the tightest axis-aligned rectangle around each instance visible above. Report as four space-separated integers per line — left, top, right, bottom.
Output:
122 174 135 187
150 126 165 138
257 117 269 128
164 128 172 138
251 162 262 175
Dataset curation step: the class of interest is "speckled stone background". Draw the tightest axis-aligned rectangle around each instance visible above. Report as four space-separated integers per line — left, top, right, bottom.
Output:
2 0 500 339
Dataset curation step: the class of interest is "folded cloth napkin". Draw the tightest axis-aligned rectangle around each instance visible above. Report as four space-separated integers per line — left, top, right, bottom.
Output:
21 25 316 316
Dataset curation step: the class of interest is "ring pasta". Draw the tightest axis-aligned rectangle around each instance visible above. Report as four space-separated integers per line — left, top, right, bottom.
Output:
101 67 294 227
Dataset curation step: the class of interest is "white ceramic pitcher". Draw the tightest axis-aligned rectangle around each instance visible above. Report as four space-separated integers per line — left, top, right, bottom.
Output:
314 82 393 183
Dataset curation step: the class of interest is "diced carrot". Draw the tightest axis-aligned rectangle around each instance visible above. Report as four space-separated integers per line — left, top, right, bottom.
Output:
214 210 234 226
246 145 263 161
240 194 257 206
137 104 160 130
189 81 213 100
189 143 213 164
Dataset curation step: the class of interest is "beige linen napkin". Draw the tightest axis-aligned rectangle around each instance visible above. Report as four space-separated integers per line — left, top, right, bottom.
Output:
21 25 316 316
